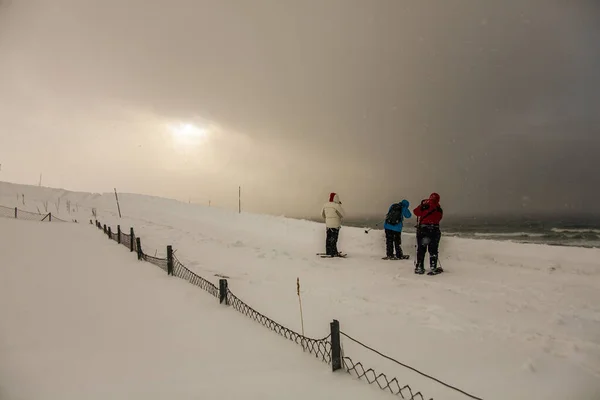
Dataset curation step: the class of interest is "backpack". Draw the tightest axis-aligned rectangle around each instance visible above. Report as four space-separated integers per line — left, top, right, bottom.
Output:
385 203 404 225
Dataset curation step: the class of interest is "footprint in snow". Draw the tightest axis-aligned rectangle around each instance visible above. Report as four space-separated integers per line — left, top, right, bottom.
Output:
521 358 537 373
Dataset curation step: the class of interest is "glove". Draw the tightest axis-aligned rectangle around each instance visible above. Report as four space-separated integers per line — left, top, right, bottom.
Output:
420 200 430 210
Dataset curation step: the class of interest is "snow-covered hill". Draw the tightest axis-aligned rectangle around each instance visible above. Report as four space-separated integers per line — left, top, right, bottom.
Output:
1 180 599 399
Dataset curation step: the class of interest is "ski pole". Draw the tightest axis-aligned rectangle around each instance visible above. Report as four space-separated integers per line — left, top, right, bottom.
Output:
364 222 379 234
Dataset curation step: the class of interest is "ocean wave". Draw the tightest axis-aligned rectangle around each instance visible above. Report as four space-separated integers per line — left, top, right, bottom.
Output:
444 230 600 248
551 227 600 234
472 232 545 238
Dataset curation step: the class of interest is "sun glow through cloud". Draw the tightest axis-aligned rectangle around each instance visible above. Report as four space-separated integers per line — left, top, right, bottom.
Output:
167 123 208 148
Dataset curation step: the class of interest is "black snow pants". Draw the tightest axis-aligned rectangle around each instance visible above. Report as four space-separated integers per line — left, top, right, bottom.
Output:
326 227 340 256
416 224 441 270
385 229 403 258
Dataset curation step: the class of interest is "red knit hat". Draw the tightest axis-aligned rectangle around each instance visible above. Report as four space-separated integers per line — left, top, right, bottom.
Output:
329 192 337 202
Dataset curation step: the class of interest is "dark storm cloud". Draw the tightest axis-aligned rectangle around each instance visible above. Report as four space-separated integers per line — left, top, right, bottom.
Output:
0 0 599 216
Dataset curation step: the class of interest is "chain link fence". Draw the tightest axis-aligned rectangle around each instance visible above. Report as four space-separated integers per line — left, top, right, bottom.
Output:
94 218 484 400
173 256 219 298
226 290 333 364
1 205 68 222
342 356 428 400
120 230 133 250
141 253 169 272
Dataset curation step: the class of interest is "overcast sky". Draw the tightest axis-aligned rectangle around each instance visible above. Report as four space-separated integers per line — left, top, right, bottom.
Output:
1 0 599 217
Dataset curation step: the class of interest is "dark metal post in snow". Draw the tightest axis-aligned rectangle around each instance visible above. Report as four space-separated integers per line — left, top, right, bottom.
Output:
331 320 342 372
136 237 142 260
219 279 229 305
108 226 112 239
14 207 17 219
130 228 135 252
117 225 121 244
167 245 174 276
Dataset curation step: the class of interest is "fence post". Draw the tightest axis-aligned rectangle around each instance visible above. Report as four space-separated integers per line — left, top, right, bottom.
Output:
104 224 107 234
108 226 112 239
130 228 135 252
49 212 52 222
167 245 174 275
331 319 342 372
136 237 142 260
14 207 17 218
219 279 229 305
117 225 121 244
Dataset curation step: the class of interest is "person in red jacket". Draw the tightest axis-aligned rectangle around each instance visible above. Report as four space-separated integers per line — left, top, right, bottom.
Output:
413 192 444 275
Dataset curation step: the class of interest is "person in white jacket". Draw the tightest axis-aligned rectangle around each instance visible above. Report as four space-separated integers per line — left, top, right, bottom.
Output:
321 192 346 256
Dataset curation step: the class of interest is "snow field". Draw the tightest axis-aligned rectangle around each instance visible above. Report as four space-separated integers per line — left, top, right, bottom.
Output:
0 218 391 400
1 181 600 399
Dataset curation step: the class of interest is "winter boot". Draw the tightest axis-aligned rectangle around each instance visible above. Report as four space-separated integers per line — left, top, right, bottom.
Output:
414 262 425 274
429 256 443 274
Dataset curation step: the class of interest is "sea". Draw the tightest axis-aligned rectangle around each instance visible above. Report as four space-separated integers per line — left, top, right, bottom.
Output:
325 214 600 249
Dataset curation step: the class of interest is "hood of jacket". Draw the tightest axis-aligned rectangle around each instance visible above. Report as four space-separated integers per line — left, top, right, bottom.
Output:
329 192 341 204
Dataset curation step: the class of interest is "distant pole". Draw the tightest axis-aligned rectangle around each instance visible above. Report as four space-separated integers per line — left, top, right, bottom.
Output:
114 188 122 218
238 186 241 214
39 173 42 187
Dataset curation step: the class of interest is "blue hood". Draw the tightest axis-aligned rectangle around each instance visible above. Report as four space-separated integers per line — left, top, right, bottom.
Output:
384 199 412 232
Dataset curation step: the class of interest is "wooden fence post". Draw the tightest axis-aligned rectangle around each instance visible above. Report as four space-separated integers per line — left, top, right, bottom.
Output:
219 279 229 305
103 224 107 234
14 207 17 219
167 245 174 276
331 319 342 372
117 225 121 244
130 228 135 252
49 212 52 222
136 237 142 260
108 226 112 239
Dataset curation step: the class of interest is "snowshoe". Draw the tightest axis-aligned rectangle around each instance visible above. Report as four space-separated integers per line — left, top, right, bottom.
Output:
397 255 410 260
427 267 444 276
382 256 398 260
414 267 425 275
320 252 347 258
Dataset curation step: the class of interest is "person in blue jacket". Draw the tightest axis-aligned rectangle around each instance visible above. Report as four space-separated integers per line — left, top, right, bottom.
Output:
383 199 412 259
